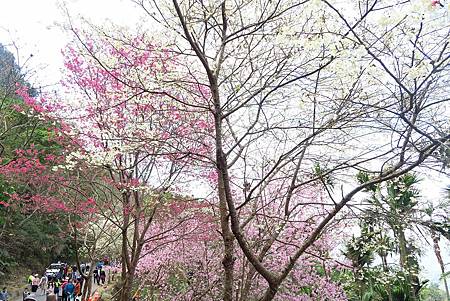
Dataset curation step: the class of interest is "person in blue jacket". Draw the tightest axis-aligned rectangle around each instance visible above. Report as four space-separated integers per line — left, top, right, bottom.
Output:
63 280 75 301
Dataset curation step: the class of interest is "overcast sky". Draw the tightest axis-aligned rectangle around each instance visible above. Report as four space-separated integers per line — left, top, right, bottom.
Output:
0 0 144 87
1 0 449 287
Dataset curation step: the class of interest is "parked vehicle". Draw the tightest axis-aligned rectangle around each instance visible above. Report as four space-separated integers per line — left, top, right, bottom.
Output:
45 262 66 278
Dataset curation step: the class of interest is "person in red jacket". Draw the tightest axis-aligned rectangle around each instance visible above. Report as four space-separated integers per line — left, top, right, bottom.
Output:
74 280 81 298
60 279 68 301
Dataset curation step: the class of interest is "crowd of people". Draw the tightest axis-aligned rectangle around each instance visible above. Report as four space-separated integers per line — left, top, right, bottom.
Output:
0 259 116 301
25 268 83 301
22 261 110 301
92 268 106 286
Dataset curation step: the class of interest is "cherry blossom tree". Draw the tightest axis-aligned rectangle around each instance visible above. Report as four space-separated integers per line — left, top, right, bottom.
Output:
0 85 93 212
60 29 215 301
135 184 349 301
0 88 112 287
54 0 450 299
127 0 450 300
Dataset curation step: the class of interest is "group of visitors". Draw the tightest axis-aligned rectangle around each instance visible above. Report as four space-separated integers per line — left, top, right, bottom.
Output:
25 278 80 301
27 274 47 294
25 265 85 301
23 261 113 301
92 268 106 285
19 259 115 301
49 265 82 286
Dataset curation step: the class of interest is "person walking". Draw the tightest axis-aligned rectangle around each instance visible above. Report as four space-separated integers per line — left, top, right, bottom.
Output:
39 274 48 295
53 278 61 299
0 287 8 301
55 280 63 301
99 269 106 285
60 279 68 301
92 268 99 285
55 270 62 282
47 275 54 289
74 281 80 300
63 280 75 301
66 266 72 280
77 276 83 291
31 274 40 293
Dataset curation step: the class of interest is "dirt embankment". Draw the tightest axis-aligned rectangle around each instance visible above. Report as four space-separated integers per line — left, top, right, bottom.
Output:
0 266 36 299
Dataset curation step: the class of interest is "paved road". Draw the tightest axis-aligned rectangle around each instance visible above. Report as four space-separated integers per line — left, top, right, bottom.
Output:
15 281 101 301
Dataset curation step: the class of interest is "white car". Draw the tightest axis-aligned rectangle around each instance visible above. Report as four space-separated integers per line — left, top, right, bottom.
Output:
45 263 64 277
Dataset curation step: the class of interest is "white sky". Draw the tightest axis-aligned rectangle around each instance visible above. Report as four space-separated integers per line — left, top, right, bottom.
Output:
0 0 144 88
1 0 449 289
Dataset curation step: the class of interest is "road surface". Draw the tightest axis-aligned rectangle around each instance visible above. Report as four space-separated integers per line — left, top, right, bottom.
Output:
15 281 101 301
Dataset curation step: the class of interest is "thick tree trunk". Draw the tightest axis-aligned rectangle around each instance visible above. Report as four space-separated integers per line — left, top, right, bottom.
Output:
118 188 148 301
215 99 235 301
81 276 92 301
171 0 235 299
240 226 284 301
119 272 135 301
260 286 278 301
